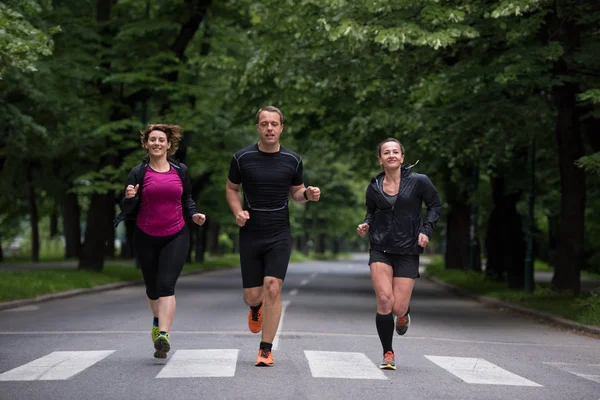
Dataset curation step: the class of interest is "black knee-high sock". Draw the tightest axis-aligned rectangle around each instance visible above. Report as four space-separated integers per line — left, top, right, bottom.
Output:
376 313 394 354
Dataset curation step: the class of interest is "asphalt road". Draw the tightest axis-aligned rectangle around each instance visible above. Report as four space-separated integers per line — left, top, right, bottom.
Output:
1 255 598 400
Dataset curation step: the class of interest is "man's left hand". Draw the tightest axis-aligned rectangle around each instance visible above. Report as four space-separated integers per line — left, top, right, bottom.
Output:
305 186 321 202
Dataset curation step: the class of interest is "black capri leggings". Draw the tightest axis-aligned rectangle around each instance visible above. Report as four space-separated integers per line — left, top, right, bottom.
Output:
133 226 189 300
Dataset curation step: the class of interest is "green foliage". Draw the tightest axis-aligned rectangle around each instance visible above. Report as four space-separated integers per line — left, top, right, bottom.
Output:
0 0 598 291
0 0 59 77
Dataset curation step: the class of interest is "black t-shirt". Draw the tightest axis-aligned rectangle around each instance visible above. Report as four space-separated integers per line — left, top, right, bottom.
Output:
228 144 304 232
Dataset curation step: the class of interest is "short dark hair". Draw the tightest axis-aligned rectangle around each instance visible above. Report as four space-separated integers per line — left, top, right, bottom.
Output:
140 124 182 156
256 106 284 125
377 138 405 157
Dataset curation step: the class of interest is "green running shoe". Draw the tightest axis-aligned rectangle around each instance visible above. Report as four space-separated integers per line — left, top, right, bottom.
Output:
151 325 160 343
153 332 171 359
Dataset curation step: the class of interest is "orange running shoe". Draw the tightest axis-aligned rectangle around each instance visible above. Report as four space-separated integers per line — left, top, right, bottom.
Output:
248 300 264 334
255 348 274 367
396 313 410 336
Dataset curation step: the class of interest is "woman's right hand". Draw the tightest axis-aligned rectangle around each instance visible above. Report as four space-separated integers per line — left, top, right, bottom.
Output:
125 184 139 199
357 223 369 237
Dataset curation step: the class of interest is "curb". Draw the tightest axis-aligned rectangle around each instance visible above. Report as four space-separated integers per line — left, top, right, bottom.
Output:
423 275 600 337
0 267 235 312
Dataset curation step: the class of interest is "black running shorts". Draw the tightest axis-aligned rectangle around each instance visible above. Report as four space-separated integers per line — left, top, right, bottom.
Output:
239 230 293 288
368 249 420 279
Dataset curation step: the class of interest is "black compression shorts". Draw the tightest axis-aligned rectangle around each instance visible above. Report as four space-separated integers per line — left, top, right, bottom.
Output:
133 226 189 299
368 249 420 279
239 230 292 288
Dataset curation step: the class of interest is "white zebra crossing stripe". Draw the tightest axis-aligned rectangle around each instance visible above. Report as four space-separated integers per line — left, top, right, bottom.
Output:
304 351 387 380
425 356 542 386
544 362 600 384
0 351 114 381
155 349 238 378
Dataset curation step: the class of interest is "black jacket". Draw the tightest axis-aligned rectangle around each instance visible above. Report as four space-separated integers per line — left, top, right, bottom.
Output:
363 164 442 255
113 157 198 228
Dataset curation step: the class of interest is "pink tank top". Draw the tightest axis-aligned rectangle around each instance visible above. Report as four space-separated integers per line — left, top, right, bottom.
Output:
136 166 185 236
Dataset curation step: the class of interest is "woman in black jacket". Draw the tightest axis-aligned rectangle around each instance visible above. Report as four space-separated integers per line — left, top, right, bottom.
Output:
118 124 206 359
357 138 441 370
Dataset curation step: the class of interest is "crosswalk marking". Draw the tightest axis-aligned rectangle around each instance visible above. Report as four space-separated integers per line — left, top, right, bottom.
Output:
0 351 114 381
544 362 600 384
304 351 387 380
156 349 238 378
1 349 595 385
425 356 542 386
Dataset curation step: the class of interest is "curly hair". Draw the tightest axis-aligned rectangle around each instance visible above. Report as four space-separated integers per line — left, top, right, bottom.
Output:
140 124 182 156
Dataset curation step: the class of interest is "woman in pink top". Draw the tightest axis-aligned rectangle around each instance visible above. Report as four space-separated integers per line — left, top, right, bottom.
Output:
119 124 206 359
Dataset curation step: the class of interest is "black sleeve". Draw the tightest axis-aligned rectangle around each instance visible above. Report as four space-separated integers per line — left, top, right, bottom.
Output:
420 175 442 237
363 186 377 226
180 163 199 220
292 158 304 186
228 155 241 184
120 166 140 214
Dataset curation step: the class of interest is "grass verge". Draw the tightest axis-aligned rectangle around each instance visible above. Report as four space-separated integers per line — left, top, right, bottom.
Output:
425 257 600 327
0 251 351 303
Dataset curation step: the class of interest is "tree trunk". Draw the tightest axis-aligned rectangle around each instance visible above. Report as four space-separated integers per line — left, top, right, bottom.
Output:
195 225 207 263
207 220 220 255
443 167 477 270
550 17 584 294
0 234 4 263
485 176 526 288
333 237 342 254
121 219 135 259
105 215 116 258
50 207 58 237
445 201 470 270
62 192 81 259
186 221 195 263
24 161 40 262
79 193 114 271
315 233 326 254
551 82 584 293
546 214 559 268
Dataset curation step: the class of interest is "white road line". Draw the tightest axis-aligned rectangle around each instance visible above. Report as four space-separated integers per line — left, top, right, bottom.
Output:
272 300 291 350
2 305 40 312
304 351 387 380
0 351 114 381
300 279 309 286
156 349 238 378
289 289 299 296
544 362 600 384
425 356 542 386
310 273 318 279
0 331 597 350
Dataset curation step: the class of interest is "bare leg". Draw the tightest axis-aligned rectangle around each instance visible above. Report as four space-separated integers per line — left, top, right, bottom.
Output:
157 295 176 332
147 297 159 320
370 262 394 314
260 277 282 343
392 278 415 317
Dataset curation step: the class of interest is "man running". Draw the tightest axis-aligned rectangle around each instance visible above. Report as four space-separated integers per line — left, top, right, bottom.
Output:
225 106 321 367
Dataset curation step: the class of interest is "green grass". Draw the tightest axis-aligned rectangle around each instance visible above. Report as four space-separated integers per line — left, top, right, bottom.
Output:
425 257 600 327
0 251 351 303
